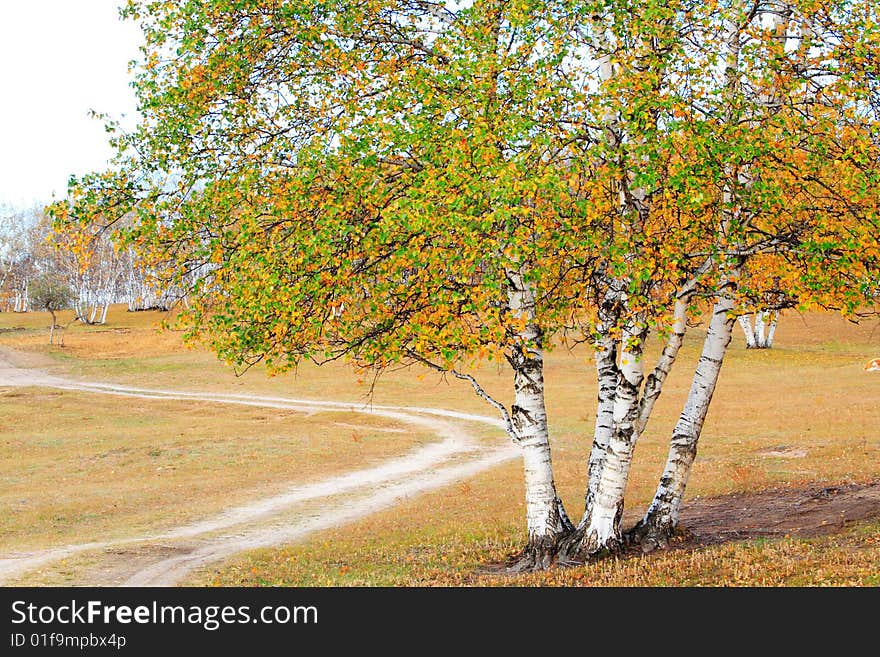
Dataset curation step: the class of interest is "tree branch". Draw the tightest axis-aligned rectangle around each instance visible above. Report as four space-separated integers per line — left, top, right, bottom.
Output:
404 349 522 443
637 256 713 434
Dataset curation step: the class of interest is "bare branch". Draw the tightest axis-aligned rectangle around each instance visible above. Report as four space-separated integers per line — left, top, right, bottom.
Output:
404 349 522 443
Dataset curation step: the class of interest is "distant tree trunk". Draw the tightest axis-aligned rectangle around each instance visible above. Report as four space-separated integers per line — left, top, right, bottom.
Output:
48 309 57 345
738 310 779 349
631 278 738 550
738 314 756 347
126 267 137 311
754 311 767 348
765 311 778 347
13 282 29 312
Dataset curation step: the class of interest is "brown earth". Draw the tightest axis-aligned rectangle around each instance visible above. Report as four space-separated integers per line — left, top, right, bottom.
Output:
477 480 880 577
677 480 880 545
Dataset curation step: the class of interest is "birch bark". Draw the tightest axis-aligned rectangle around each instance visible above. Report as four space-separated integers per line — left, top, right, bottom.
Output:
573 321 648 555
766 311 778 347
506 269 572 567
631 1 753 549
738 314 757 348
584 278 624 515
633 278 738 549
754 311 767 348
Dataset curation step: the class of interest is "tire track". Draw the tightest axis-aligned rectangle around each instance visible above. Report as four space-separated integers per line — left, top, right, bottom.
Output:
0 352 518 585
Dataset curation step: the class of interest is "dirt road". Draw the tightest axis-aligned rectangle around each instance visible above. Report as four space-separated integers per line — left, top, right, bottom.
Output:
0 350 519 586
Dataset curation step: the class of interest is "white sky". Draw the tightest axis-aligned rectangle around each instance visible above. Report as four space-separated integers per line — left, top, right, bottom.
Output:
0 1 142 210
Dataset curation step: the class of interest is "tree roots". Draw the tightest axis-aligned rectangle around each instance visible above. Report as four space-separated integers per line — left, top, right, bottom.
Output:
500 518 685 572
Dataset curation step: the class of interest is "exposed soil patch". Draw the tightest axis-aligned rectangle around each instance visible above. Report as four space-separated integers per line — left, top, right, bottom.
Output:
480 481 880 576
756 445 808 458
678 480 880 545
76 544 198 587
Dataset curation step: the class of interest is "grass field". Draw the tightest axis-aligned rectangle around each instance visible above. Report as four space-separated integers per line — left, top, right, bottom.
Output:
2 305 879 585
0 308 437 555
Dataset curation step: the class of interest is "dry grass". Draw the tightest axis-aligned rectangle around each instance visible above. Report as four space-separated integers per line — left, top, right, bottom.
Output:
191 312 880 587
0 308 438 552
2 305 879 585
191 509 880 587
0 387 432 551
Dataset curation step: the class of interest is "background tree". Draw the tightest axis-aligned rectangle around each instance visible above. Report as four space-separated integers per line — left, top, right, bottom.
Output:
28 274 73 344
0 205 43 312
1 203 171 321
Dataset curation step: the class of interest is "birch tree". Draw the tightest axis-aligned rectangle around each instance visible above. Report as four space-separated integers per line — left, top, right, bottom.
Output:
53 0 879 568
0 206 43 313
632 0 880 550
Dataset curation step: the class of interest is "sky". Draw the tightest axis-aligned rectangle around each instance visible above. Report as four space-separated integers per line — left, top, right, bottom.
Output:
0 1 142 210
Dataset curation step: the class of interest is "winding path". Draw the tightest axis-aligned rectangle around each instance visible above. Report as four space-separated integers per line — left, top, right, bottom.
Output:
0 351 518 586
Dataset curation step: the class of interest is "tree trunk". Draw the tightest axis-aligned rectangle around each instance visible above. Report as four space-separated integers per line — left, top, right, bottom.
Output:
631 285 737 550
754 311 767 348
583 277 630 515
586 332 617 515
738 314 756 348
765 311 778 347
570 321 647 558
740 311 777 349
506 269 572 569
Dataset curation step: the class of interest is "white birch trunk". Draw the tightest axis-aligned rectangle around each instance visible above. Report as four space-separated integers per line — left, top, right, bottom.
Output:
577 20 632 543
581 24 624 514
127 270 137 311
754 311 767 348
740 311 779 349
506 269 571 566
635 280 738 548
576 321 647 555
738 314 756 348
584 278 626 514
586 330 617 514
766 311 778 347
14 281 28 312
